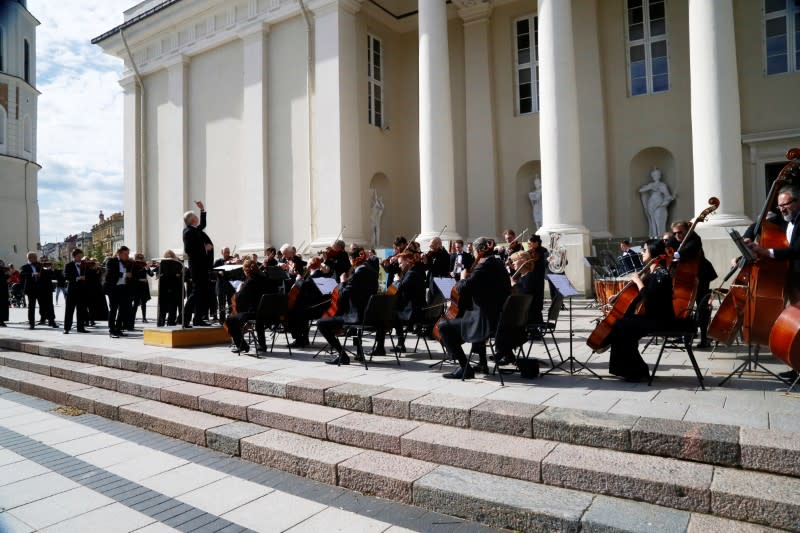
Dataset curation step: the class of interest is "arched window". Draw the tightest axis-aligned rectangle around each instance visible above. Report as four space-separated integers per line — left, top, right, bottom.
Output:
24 39 30 83
23 114 31 153
0 105 6 148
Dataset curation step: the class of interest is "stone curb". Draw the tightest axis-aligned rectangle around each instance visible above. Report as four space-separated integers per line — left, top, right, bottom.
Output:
0 339 793 478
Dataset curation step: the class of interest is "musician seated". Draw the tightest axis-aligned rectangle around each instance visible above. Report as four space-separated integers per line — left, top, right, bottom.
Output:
449 239 474 281
286 256 330 348
382 236 408 290
264 247 279 267
490 251 540 366
373 250 426 355
439 237 511 379
321 240 351 280
224 259 272 353
607 239 675 382
317 247 378 365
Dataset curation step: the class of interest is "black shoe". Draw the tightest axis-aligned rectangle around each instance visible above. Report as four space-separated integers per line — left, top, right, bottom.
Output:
778 369 798 380
109 331 120 338
289 339 309 348
0 322 6 327
326 354 350 365
89 321 96 326
369 347 387 357
63 330 69 335
443 366 474 380
182 323 193 329
495 355 516 366
394 344 406 353
49 321 58 328
29 324 35 330
142 318 148 323
38 320 46 325
239 341 250 353
695 340 711 349
473 363 490 374
157 322 165 327
256 344 267 353
77 328 88 333
117 330 127 337
193 320 211 327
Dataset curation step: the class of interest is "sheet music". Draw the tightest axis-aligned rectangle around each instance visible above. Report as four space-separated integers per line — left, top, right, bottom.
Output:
547 273 580 297
313 277 338 295
213 264 244 272
727 228 756 263
433 276 456 298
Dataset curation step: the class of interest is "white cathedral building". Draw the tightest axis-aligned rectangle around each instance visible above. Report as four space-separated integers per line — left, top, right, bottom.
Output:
94 0 800 291
0 0 40 266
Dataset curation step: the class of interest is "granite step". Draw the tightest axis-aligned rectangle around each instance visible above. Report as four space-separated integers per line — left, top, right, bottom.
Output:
2 345 799 481
0 362 797 531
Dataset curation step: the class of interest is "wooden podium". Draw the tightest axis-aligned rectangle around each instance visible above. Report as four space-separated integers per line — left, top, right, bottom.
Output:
143 326 230 348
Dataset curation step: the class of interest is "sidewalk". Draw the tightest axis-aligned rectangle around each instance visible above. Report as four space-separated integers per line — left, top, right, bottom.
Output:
0 386 500 533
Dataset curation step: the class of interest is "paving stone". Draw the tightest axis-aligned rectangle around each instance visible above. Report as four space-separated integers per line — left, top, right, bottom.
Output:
542 443 714 512
338 450 436 504
401 423 555 483
48 359 96 383
79 348 108 366
0 365 29 390
246 398 349 439
324 382 390 412
19 375 92 405
198 389 265 421
469 399 544 438
119 399 230 445
711 467 800 531
20 342 40 355
0 353 52 376
138 356 183 376
532 406 637 451
214 366 269 392
413 465 593 533
372 388 428 419
117 374 183 401
66 388 144 420
158 382 219 410
687 513 786 533
286 378 346 405
327 412 421 454
581 494 690 532
740 427 800 478
629 417 740 467
410 394 484 428
241 428 362 484
206 422 267 456
247 373 296 397
79 367 137 391
101 354 125 369
161 360 220 385
56 346 85 363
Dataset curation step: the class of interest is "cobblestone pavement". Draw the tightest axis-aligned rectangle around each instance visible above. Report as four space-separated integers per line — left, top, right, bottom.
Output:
0 386 502 532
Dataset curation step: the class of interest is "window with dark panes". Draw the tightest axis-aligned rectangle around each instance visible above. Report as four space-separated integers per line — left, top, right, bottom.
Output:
514 15 539 114
764 0 800 75
367 34 383 128
626 0 670 96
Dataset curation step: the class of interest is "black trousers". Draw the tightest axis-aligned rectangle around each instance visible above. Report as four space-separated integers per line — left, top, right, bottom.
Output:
225 312 266 348
27 290 54 326
108 284 131 333
183 266 209 325
608 316 657 381
695 282 712 342
64 285 88 332
438 318 470 367
375 322 405 350
317 316 351 354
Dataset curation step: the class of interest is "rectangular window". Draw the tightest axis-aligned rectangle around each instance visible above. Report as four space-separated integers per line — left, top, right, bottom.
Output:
514 15 539 114
367 34 383 128
625 0 670 96
764 0 800 75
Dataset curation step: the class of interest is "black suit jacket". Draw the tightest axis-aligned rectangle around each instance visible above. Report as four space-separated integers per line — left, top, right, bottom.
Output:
396 265 426 322
671 233 717 284
426 248 451 280
64 262 86 293
236 274 273 315
103 258 129 292
20 263 44 295
449 252 474 276
456 256 511 342
183 211 210 269
325 250 351 280
340 264 378 324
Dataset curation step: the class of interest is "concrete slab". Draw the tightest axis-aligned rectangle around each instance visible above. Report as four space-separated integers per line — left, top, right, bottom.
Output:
338 450 436 504
66 387 144 420
327 412 420 454
581 495 690 533
286 378 346 405
247 373 297 398
197 389 265 421
214 365 269 391
711 467 800 531
206 422 267 456
246 398 350 439
324 382 390 412
469 399 545 438
740 427 800 477
116 374 183 401
687 513 786 533
533 406 638 451
409 393 484 428
630 417 740 466
119 399 230 445
372 388 429 419
159 382 219 410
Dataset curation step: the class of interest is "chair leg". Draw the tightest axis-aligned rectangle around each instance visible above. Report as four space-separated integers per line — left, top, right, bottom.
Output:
648 340 669 386
270 328 277 354
684 338 705 390
284 325 293 357
548 330 564 361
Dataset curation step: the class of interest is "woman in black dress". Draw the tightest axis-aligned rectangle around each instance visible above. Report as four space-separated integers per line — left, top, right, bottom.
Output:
608 239 675 381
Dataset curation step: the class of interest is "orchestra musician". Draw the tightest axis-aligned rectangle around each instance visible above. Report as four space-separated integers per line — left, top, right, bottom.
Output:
84 256 107 327
129 253 154 328
182 201 213 327
317 246 378 365
422 236 450 293
322 240 351 280
224 258 271 353
382 236 408 290
372 249 426 355
278 244 307 278
668 220 717 348
438 237 511 380
449 239 474 281
490 250 540 366
498 229 523 259
20 252 57 329
104 246 134 338
263 247 279 267
63 249 89 334
0 260 9 327
286 255 330 348
607 239 674 382
213 247 237 323
748 185 800 381
156 250 183 327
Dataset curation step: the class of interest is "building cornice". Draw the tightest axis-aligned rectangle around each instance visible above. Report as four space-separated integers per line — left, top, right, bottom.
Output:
741 128 800 144
0 72 42 95
0 153 41 169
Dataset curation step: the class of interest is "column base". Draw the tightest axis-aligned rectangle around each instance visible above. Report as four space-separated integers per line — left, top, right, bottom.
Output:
537 227 592 294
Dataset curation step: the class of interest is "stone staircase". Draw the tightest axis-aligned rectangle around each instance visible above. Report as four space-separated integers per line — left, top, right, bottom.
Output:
0 338 797 532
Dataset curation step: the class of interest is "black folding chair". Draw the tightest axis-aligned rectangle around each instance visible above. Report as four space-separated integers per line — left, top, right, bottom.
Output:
340 294 399 369
476 294 532 386
648 317 705 389
249 293 293 357
411 294 446 359
525 293 564 368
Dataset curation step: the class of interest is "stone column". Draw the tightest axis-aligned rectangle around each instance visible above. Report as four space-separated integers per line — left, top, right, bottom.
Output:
120 76 143 253
689 0 749 226
310 0 365 248
166 57 190 255
239 27 270 253
418 0 460 244
458 1 498 240
537 0 590 291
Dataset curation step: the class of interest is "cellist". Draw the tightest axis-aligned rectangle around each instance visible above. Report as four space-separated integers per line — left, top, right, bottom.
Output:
223 258 271 354
372 249 426 356
607 239 674 382
286 255 329 348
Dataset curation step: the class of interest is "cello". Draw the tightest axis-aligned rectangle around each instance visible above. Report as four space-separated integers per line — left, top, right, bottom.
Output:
321 251 367 319
431 245 487 342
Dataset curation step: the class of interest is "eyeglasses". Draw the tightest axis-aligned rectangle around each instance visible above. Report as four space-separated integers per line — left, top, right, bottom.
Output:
777 199 797 209
673 230 685 236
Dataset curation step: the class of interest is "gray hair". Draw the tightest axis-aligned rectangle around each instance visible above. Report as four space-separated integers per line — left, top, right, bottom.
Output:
183 211 196 225
778 185 800 200
279 243 292 254
472 237 493 254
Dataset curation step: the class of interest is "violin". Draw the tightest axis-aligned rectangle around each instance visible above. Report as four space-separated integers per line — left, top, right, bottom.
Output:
321 252 367 318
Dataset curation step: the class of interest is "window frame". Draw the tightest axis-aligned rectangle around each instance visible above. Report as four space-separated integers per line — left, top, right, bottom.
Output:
624 0 671 96
23 38 30 83
367 33 384 129
763 0 800 75
513 14 540 115
0 105 6 151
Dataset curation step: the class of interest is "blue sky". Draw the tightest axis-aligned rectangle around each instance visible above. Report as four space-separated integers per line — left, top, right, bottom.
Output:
29 0 131 243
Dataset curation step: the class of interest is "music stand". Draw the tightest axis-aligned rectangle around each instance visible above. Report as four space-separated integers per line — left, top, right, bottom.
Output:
584 257 605 310
717 228 791 387
543 274 601 378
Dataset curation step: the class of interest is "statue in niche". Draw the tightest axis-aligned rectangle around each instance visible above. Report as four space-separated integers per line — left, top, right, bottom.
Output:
370 188 385 247
528 175 543 229
639 167 674 238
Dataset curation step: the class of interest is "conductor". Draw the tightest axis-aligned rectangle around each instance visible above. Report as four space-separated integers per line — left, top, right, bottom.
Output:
183 200 213 327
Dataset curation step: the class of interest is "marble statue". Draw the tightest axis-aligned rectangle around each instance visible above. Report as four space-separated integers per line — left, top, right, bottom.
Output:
639 167 674 238
528 175 543 229
370 188 385 247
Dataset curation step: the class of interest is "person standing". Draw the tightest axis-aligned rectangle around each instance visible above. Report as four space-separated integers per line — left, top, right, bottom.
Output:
20 252 56 329
0 260 9 327
182 201 213 327
63 249 89 334
128 253 154 328
213 247 236 323
104 247 133 338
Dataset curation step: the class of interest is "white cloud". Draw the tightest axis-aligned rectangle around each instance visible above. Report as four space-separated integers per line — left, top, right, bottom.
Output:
28 0 132 243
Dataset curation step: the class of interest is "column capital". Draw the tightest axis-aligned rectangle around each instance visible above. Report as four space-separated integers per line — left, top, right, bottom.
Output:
311 0 362 17
118 75 138 93
164 54 191 70
238 21 271 40
455 0 492 25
